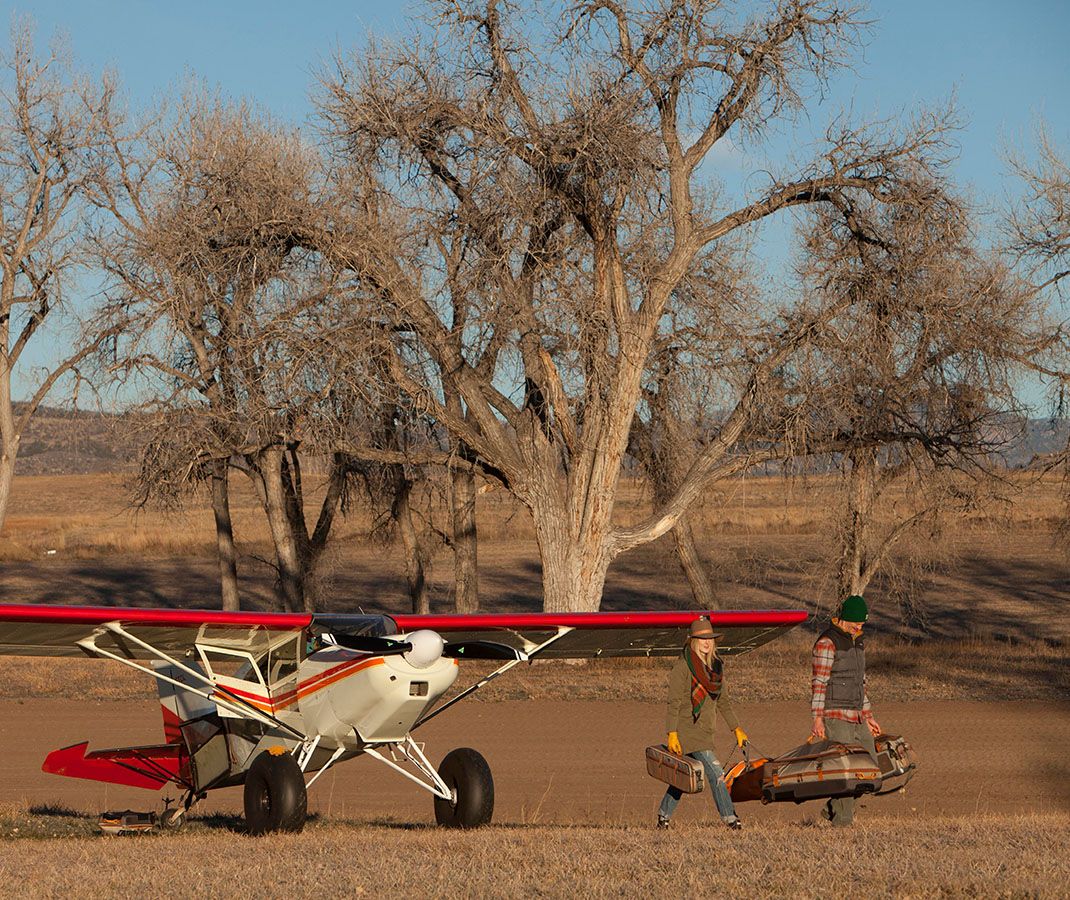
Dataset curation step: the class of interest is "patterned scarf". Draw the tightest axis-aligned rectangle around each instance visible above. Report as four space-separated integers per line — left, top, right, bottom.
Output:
685 645 723 722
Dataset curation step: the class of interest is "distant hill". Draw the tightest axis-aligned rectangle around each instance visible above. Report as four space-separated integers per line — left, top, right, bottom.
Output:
13 404 133 475
10 405 1069 477
1015 417 1070 468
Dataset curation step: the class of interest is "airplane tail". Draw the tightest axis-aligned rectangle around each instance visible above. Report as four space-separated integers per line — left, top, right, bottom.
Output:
153 660 217 744
42 661 219 791
43 741 185 790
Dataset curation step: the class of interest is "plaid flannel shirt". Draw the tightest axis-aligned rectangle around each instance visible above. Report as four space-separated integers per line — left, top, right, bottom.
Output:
811 635 873 724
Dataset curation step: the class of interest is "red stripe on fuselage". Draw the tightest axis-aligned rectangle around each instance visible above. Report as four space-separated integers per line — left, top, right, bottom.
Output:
213 656 386 712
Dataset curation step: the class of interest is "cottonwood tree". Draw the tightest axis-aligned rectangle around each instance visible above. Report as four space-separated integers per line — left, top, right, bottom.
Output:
0 25 114 527
791 193 1043 604
95 93 361 612
1003 130 1070 543
316 0 957 612
627 246 760 607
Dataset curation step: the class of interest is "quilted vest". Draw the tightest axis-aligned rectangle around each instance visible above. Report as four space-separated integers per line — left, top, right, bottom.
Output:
820 625 865 710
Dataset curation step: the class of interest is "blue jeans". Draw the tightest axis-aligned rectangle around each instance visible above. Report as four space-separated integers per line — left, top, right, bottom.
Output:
657 749 738 823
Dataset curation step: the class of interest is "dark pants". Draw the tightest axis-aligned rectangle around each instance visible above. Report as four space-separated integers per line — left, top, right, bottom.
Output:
824 718 877 827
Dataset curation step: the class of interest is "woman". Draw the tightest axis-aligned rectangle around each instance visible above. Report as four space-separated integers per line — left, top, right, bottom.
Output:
658 616 748 829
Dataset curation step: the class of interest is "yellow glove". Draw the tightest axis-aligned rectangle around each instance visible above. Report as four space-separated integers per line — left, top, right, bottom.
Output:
667 732 682 755
734 727 749 748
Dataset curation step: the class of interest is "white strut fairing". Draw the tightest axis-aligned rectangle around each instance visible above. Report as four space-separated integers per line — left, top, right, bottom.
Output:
296 645 459 745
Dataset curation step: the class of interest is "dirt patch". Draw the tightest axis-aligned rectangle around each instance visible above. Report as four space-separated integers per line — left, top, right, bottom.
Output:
2 698 1067 827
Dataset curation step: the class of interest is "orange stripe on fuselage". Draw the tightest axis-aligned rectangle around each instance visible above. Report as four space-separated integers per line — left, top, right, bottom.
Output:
212 656 386 714
295 657 386 701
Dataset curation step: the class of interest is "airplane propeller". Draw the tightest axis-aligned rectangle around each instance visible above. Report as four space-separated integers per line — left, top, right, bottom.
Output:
442 640 525 661
328 633 411 655
325 632 524 662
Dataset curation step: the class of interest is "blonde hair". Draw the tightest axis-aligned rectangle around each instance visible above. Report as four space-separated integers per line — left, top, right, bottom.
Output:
690 636 717 666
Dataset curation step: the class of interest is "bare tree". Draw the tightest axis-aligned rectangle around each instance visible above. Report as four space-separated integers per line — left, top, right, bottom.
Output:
315 0 957 612
95 91 361 612
792 192 1042 604
1003 128 1070 545
354 389 445 615
0 24 114 527
124 409 242 610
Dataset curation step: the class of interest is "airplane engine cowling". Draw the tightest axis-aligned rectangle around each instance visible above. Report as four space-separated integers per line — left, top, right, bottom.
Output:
297 646 459 744
402 630 444 669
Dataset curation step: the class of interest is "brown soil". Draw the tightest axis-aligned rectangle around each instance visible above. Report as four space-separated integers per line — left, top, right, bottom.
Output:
4 697 1067 826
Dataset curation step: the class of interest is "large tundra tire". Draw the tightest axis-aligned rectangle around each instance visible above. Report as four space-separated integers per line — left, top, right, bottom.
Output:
434 747 494 828
244 749 307 835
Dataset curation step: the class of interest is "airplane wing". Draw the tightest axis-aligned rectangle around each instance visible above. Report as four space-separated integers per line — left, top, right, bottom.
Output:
324 609 809 658
0 604 807 661
0 604 316 658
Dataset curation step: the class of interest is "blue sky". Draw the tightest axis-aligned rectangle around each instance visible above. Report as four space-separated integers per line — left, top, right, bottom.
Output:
4 0 1069 405
12 0 1064 194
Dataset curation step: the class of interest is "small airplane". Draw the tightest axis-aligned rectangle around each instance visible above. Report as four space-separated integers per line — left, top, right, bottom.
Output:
0 603 806 833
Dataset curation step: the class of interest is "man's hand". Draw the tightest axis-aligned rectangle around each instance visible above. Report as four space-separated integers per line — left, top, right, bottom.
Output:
667 732 682 755
810 715 826 741
866 717 882 737
734 727 749 748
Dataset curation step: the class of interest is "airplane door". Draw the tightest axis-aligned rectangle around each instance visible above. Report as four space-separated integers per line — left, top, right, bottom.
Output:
195 645 274 718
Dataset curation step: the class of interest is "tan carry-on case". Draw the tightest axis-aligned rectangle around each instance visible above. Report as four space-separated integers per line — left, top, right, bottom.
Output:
645 744 705 793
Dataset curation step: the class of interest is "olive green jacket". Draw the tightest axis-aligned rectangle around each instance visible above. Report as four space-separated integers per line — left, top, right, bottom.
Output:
665 654 740 756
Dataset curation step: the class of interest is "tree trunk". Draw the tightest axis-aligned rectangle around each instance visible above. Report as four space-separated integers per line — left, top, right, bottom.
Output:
532 494 613 613
450 466 479 613
394 475 430 615
0 361 18 531
0 438 17 535
839 449 877 598
259 447 306 613
671 513 718 609
210 458 241 611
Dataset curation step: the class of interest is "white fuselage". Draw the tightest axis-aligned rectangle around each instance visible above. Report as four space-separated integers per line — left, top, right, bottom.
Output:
294 646 459 747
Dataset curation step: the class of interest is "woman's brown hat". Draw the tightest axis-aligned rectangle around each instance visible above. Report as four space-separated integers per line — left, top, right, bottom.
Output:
688 617 722 640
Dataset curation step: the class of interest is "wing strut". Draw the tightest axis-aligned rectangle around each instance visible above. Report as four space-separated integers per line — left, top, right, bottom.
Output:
413 626 573 730
78 622 305 740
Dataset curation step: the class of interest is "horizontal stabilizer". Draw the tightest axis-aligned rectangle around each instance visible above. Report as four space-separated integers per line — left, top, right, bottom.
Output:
42 741 186 791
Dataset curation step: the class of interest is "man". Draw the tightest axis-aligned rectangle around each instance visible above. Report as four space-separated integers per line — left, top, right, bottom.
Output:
810 594 882 827
658 617 749 830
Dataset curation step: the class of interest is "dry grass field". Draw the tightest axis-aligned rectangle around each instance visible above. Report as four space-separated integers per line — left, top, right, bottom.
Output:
2 469 1064 563
0 471 1065 639
1 809 1067 898
0 693 1067 897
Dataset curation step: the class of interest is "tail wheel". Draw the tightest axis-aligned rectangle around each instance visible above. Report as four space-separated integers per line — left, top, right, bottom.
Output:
160 807 185 830
434 747 494 828
243 749 307 835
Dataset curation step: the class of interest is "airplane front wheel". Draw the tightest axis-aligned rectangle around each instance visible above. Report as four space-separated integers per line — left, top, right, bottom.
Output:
434 747 494 828
244 749 307 835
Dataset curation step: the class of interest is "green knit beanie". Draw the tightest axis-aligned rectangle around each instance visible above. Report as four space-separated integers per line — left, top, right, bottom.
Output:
839 595 868 622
